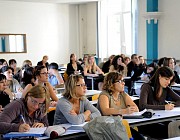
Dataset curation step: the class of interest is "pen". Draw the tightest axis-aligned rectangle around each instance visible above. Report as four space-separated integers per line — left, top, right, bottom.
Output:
165 100 172 104
20 114 26 123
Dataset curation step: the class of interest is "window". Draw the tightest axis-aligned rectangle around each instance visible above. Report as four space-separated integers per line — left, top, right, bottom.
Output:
98 0 137 59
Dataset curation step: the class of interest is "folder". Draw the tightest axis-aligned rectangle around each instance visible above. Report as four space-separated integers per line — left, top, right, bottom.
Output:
3 127 47 139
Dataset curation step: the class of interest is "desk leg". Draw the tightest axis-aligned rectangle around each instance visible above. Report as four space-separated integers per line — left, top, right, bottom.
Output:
91 78 94 90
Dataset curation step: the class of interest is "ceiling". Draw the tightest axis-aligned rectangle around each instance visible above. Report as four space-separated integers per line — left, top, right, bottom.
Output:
0 0 100 4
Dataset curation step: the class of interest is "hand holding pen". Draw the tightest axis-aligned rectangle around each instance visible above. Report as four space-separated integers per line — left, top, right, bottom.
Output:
19 115 30 132
165 101 174 110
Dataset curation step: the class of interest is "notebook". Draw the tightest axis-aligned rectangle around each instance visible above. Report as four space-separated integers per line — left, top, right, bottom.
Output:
3 127 47 138
123 109 147 119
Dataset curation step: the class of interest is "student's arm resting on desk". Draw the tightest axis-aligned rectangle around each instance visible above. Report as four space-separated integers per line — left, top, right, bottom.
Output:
83 66 98 77
139 83 165 110
55 98 86 125
96 65 104 75
167 87 180 106
125 94 139 112
98 93 136 115
83 98 101 120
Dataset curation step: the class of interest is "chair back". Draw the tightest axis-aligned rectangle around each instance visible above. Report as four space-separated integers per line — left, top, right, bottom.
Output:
63 71 68 82
168 120 180 138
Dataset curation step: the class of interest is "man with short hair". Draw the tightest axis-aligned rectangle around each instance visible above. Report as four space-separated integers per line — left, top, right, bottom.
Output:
48 62 64 87
37 55 49 68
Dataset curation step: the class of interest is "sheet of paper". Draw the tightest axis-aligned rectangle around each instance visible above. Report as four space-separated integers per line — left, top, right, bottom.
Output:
170 107 180 112
8 127 47 134
123 109 147 116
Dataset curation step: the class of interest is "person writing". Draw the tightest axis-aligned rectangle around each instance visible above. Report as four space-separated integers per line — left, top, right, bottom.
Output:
0 85 50 134
96 72 144 140
53 74 101 125
138 66 180 139
139 66 180 111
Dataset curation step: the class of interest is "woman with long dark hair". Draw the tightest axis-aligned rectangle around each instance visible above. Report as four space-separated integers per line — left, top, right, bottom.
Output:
139 66 180 139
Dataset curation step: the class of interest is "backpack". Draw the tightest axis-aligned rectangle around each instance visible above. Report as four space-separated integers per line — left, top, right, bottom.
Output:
83 116 129 140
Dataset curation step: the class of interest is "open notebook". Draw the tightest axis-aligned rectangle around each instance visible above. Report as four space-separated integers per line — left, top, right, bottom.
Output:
3 127 47 138
3 124 70 139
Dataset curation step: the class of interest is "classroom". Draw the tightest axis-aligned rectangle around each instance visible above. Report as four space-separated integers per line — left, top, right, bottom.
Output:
0 0 180 140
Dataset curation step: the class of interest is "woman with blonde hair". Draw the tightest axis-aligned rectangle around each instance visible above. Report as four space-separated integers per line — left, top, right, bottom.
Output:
84 55 104 90
0 85 50 134
84 55 104 77
54 74 101 125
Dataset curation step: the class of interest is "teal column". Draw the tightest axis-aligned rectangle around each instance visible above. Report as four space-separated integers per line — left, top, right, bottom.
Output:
1 38 5 52
146 0 158 64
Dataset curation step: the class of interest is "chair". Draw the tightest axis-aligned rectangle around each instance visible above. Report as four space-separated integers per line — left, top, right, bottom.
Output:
122 119 132 139
63 71 68 82
92 94 99 101
168 120 180 138
47 109 56 126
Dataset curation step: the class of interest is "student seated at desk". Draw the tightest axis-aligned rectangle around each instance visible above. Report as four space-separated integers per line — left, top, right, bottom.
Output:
22 66 58 105
96 72 145 140
0 85 50 134
1 66 23 99
48 62 64 87
0 74 12 111
139 66 180 111
84 55 104 90
109 55 127 77
139 66 180 139
66 53 84 76
54 74 101 125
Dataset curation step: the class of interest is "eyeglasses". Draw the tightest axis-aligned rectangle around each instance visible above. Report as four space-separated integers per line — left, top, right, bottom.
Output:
76 83 87 87
40 72 49 75
30 96 45 108
115 80 125 84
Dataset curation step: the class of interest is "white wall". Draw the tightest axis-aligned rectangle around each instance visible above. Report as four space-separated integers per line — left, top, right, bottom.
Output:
0 1 78 66
0 1 97 66
138 0 180 60
79 2 97 56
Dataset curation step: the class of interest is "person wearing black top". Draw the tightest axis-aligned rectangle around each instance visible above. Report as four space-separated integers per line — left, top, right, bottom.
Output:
102 55 115 73
0 74 10 110
37 55 49 68
66 53 84 76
